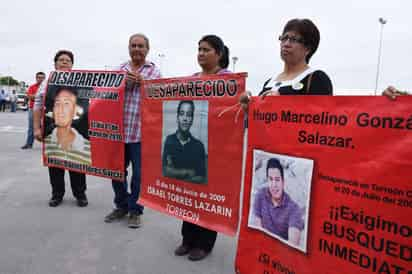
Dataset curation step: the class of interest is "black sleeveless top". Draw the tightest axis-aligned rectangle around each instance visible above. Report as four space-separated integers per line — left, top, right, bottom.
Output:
258 70 333 96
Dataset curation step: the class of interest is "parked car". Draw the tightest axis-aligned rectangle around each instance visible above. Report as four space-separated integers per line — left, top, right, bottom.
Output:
16 94 28 111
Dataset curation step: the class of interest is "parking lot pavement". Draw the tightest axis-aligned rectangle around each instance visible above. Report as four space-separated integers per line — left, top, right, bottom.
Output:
0 112 237 274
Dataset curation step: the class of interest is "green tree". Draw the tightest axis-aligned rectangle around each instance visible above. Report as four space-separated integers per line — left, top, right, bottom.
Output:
0 76 19 86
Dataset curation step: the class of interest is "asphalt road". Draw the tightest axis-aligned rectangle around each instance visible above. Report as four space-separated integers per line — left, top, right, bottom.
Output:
0 111 237 274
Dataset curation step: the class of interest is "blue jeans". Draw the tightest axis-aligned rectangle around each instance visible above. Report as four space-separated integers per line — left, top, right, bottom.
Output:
11 102 16 112
25 109 34 146
111 142 144 215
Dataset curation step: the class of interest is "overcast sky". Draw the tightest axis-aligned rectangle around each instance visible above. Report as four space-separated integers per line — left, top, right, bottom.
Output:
1 0 411 95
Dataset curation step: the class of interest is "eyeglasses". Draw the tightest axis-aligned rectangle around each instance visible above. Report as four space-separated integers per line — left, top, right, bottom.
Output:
278 34 304 44
56 58 72 63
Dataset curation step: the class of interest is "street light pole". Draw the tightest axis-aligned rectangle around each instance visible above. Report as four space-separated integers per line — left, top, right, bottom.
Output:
374 17 387 95
232 56 239 72
158 53 165 73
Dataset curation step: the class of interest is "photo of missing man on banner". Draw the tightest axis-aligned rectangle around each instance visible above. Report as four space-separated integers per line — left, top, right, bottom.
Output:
43 85 91 166
162 100 208 184
248 149 313 253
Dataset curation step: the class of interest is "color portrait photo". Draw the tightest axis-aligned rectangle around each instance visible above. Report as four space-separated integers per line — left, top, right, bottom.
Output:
43 85 91 166
248 149 314 253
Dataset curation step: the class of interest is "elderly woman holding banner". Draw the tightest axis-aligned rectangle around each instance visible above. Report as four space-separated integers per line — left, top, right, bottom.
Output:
173 34 231 261
33 50 88 208
240 18 333 110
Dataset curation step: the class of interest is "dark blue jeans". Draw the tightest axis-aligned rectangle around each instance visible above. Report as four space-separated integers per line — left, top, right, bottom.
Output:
111 142 144 215
11 102 16 112
25 109 34 146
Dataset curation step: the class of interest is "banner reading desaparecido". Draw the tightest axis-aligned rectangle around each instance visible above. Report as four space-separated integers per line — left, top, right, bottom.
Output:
236 96 412 274
140 73 247 236
42 70 126 180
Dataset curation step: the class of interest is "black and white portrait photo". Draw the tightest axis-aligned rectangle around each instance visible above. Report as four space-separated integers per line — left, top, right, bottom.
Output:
162 100 208 184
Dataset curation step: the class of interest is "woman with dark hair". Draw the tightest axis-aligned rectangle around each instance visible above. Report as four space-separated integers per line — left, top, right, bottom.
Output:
53 50 74 65
240 18 332 110
196 34 230 74
33 50 88 208
173 34 230 261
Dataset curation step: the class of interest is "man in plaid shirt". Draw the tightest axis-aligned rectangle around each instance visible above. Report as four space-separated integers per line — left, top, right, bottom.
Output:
104 33 161 228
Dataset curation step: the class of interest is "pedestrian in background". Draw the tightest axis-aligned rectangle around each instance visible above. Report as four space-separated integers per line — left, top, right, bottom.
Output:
10 90 17 112
0 90 5 112
21 72 45 149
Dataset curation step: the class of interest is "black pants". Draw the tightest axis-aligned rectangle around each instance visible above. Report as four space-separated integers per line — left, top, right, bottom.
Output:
48 167 86 199
181 221 217 252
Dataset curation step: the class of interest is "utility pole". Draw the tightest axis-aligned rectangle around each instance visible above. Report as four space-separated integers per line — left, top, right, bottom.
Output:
232 56 239 72
158 53 165 74
374 17 387 95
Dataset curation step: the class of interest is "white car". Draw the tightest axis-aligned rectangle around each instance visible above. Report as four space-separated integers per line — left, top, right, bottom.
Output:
16 94 28 111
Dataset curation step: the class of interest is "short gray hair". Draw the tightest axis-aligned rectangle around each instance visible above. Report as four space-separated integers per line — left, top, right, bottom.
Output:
129 33 150 49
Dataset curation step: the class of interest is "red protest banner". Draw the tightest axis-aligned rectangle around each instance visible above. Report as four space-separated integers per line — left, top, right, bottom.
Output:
42 70 126 180
140 73 246 236
236 96 412 274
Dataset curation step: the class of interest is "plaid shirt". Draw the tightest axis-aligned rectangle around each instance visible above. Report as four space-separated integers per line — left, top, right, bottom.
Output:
192 68 231 76
119 61 161 143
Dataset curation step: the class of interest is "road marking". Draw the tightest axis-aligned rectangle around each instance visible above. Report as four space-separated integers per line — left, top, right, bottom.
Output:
0 178 13 197
0 126 25 133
